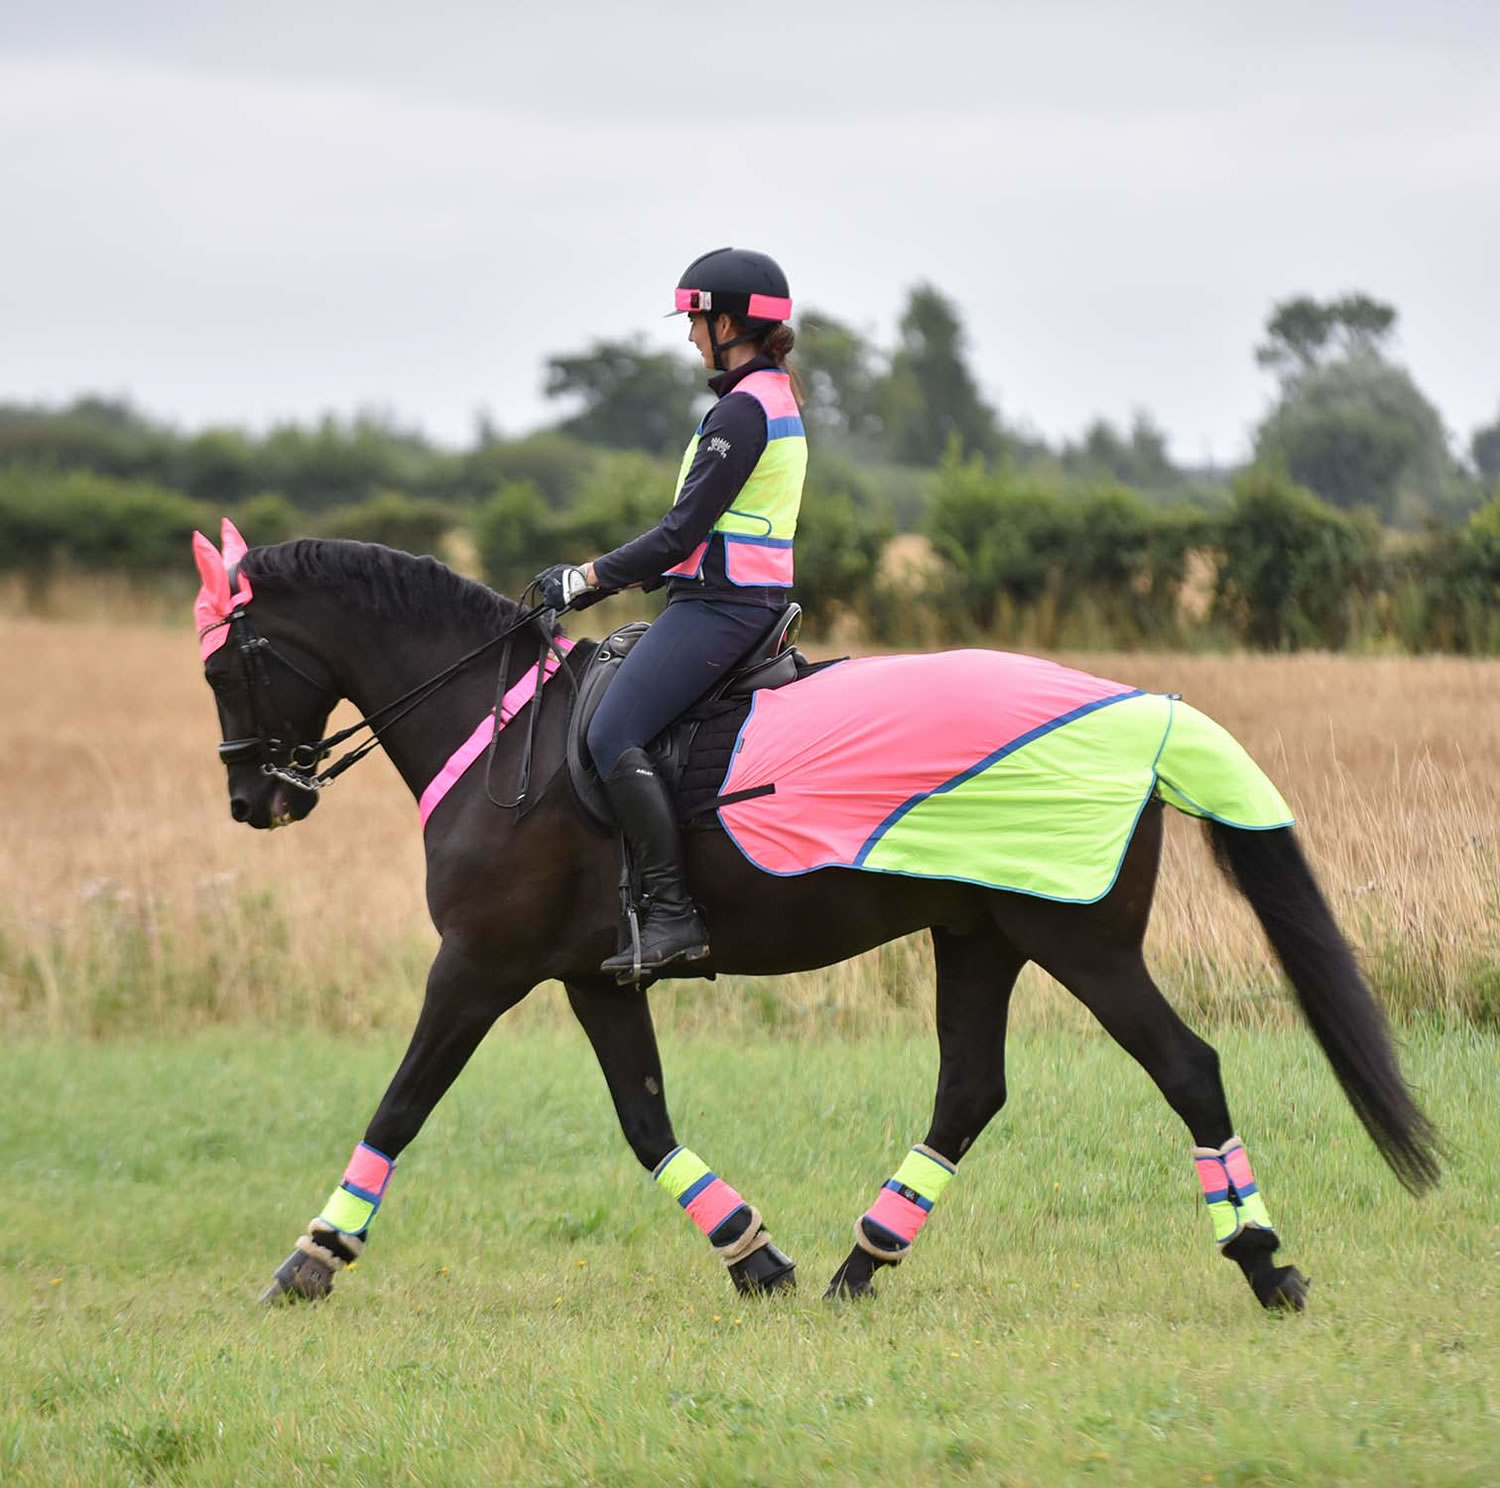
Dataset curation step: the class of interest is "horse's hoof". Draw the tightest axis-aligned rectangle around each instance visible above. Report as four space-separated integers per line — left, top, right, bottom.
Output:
1257 1264 1310 1313
259 1245 336 1305
823 1247 888 1301
728 1239 797 1296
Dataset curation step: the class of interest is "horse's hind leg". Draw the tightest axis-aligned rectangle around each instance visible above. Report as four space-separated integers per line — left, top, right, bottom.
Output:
261 937 525 1304
564 978 795 1295
826 924 1024 1299
1004 916 1308 1312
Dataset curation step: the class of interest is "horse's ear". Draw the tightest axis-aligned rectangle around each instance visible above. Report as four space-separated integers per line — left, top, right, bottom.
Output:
220 517 249 569
193 529 230 607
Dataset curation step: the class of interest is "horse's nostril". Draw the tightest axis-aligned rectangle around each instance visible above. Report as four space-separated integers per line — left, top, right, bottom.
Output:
230 796 252 822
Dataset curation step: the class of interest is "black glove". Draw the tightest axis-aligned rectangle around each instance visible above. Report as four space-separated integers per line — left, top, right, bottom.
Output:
535 563 591 611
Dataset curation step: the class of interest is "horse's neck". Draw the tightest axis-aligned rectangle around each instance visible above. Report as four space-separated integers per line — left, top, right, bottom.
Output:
329 616 536 806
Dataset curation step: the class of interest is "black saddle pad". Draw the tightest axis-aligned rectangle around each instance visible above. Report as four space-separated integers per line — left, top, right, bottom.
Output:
674 700 753 826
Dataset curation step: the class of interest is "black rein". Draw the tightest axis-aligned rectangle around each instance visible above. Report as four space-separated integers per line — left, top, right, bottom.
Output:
206 581 586 803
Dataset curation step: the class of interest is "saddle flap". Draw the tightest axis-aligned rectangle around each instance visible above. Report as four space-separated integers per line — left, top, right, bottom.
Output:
565 608 805 832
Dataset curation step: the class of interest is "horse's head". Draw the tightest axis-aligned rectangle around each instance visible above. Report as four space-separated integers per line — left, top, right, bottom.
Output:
195 519 336 830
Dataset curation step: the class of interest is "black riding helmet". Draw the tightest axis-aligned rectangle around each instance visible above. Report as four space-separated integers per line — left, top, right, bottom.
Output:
671 247 792 371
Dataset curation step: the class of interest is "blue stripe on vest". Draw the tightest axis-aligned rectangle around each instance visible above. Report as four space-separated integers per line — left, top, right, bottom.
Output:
725 534 794 548
765 415 805 440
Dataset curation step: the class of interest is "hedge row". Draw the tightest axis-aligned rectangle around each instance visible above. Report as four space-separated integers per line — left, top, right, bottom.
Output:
4 462 1499 652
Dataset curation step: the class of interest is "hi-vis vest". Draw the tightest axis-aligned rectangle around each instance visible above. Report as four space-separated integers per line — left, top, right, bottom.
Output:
663 369 807 589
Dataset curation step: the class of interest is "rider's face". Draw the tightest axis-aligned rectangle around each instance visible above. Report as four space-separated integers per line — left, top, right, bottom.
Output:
688 313 712 367
688 312 734 369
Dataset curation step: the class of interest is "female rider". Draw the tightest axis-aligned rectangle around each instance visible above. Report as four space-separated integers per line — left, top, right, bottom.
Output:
537 247 807 976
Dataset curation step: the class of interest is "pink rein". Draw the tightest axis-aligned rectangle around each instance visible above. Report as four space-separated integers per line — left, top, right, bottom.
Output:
418 637 573 829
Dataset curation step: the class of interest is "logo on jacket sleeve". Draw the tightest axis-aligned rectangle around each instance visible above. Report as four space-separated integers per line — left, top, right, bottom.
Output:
707 436 732 459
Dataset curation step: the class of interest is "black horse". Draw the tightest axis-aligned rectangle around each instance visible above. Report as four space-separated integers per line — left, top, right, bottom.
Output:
194 535 1439 1311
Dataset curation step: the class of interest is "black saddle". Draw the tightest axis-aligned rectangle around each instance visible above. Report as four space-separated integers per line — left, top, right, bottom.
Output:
566 602 805 831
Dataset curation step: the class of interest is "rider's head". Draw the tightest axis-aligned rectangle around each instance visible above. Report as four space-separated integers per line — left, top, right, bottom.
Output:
672 247 795 373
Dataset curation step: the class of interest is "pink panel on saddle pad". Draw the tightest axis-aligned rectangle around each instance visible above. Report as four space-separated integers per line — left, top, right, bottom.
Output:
716 650 1134 877
684 1176 746 1237
866 1186 929 1245
417 638 574 829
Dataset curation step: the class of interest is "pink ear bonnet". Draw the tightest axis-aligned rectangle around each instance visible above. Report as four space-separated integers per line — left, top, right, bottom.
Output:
193 517 254 660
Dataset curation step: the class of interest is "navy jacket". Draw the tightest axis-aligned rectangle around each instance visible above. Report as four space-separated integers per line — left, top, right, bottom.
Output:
592 355 787 608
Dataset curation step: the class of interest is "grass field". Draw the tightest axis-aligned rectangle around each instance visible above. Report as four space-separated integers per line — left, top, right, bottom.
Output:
4 616 1500 1036
3 1028 1497 1485
4 616 1500 1481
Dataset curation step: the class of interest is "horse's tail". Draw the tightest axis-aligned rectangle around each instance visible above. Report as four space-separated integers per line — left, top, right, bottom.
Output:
1209 821 1441 1194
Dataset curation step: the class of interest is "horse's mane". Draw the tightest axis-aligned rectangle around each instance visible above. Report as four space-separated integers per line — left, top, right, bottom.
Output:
240 540 520 632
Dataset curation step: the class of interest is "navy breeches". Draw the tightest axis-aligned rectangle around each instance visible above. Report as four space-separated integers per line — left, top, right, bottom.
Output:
586 599 773 776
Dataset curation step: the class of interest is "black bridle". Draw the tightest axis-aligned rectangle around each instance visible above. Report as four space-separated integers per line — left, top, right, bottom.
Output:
204 574 585 800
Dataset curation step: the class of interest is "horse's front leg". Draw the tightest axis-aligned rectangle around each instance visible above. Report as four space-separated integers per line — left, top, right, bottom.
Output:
827 924 1024 1300
564 978 796 1296
261 937 528 1304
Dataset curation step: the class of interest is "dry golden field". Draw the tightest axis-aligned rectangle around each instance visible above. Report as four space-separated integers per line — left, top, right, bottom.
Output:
3 612 1499 1037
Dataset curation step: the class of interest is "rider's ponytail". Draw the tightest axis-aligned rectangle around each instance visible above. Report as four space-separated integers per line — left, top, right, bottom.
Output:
759 323 804 406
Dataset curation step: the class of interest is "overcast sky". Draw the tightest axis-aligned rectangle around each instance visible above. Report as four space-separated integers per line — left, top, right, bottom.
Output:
2 1 1496 464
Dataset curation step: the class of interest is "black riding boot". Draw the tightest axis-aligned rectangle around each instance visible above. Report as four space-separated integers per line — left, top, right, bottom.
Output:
600 748 710 976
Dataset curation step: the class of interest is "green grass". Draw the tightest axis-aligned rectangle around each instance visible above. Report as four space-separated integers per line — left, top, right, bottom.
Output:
2 1026 1497 1485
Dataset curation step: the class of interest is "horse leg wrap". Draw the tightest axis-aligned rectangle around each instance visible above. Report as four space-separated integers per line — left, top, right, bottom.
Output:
854 1143 957 1263
300 1223 365 1270
712 1207 768 1265
262 1142 392 1305
654 1146 755 1244
318 1141 396 1238
1193 1135 1274 1249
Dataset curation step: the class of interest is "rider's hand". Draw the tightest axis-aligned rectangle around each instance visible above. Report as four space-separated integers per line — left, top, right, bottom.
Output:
535 563 592 611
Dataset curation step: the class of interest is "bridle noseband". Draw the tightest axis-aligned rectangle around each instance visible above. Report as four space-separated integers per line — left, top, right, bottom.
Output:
204 601 337 794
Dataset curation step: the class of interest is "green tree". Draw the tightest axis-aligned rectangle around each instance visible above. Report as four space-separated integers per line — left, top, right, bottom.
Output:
233 492 302 546
475 480 558 595
544 339 703 455
1255 355 1455 525
1067 484 1188 637
924 454 1078 633
0 396 177 483
793 310 885 446
555 451 675 557
791 464 890 619
258 414 445 511
882 286 1000 464
1330 293 1399 357
1256 297 1335 376
1255 293 1397 377
177 428 257 504
1471 412 1500 487
0 469 212 590
1066 412 1178 491
316 492 454 556
1211 467 1383 649
458 431 598 508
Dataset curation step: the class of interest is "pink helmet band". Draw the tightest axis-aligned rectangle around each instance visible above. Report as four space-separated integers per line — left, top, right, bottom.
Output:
747 293 792 320
674 287 791 321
